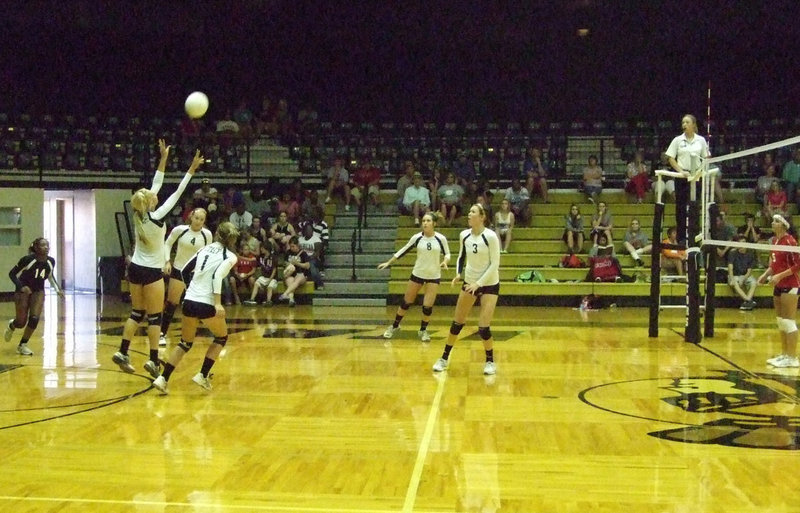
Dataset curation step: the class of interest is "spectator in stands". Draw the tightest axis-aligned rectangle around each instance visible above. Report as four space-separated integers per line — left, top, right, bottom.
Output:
249 217 269 249
180 116 204 144
625 150 650 203
243 241 278 306
287 177 306 203
246 187 271 222
661 226 686 277
495 198 514 253
351 158 382 210
782 148 800 206
713 211 737 260
297 102 319 133
427 166 443 211
274 98 295 142
755 153 778 205
324 158 353 211
311 205 329 271
622 218 651 267
402 172 432 226
298 223 325 290
523 147 549 203
727 235 758 310
194 178 218 208
278 237 310 307
228 240 258 305
453 153 477 199
301 189 322 222
270 211 296 256
215 110 240 141
256 96 276 136
563 204 584 254
229 201 253 231
396 162 416 212
590 201 613 245
233 100 255 140
583 155 604 204
504 178 531 226
475 190 494 228
277 190 301 226
588 232 615 258
220 186 244 220
438 172 465 226
738 212 761 243
763 179 788 222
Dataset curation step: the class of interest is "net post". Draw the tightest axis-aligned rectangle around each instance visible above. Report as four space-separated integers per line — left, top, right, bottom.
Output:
704 202 719 338
685 197 702 344
649 202 664 337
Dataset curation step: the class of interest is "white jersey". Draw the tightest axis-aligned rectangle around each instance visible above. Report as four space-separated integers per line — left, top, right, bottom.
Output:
130 171 193 269
456 228 501 287
394 231 450 280
665 133 709 172
164 224 213 270
183 242 238 306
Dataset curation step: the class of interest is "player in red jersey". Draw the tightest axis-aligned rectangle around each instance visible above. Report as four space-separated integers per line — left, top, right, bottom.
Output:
758 214 800 368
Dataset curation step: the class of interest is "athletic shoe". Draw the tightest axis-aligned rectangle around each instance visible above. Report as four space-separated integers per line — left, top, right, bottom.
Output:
432 358 449 372
4 319 14 342
345 204 351 211
243 300 258 306
112 352 135 373
288 299 296 307
418 330 431 342
192 372 212 391
143 360 160 378
483 361 497 375
158 334 167 347
264 300 273 307
383 326 400 339
739 302 749 311
772 355 800 368
746 300 757 310
767 354 787 366
635 259 645 267
152 375 168 394
17 343 33 356
276 294 288 303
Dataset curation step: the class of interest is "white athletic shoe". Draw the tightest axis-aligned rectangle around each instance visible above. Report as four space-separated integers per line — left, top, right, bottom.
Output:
158 334 167 347
192 372 213 391
4 320 14 342
152 375 168 394
383 326 400 339
432 358 449 372
772 355 800 368
112 352 135 373
418 330 431 342
16 343 33 356
767 354 787 366
483 361 497 375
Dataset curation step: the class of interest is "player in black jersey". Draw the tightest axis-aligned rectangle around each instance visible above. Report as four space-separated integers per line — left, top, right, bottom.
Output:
5 238 63 355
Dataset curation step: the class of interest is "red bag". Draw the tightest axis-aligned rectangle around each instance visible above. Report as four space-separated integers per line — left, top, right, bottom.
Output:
587 256 622 282
560 253 585 268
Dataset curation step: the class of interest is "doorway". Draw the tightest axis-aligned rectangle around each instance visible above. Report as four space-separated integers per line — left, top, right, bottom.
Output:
43 191 96 292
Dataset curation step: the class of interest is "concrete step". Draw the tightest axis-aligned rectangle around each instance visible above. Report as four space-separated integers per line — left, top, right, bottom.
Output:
334 215 399 229
329 239 396 253
324 268 390 281
326 253 386 267
313 297 387 306
314 281 388 295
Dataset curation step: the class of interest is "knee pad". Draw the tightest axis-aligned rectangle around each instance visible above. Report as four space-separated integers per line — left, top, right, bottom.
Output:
450 322 464 335
478 326 492 340
213 335 228 347
780 318 798 334
130 309 145 323
400 301 412 311
422 306 433 316
147 313 162 326
26 315 40 331
178 340 194 352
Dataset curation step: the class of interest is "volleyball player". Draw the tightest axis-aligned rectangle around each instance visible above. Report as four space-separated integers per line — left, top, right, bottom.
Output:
378 212 450 342
4 238 64 355
160 207 212 346
433 204 500 375
758 214 800 368
152 222 239 393
112 139 202 377
665 114 709 245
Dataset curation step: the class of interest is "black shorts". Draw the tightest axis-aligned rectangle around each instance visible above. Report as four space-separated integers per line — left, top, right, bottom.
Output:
462 282 500 296
410 274 440 285
169 266 189 283
127 262 164 285
773 287 800 296
182 299 216 320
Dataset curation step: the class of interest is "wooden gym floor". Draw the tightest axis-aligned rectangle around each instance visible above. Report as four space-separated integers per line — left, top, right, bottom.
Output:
1 293 799 512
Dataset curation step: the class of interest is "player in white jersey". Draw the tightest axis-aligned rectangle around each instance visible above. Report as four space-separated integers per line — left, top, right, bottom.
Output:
112 140 203 378
433 204 501 375
152 222 239 393
378 212 450 342
159 207 212 346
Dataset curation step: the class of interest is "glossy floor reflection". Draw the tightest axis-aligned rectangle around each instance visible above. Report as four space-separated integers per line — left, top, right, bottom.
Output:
1 293 799 512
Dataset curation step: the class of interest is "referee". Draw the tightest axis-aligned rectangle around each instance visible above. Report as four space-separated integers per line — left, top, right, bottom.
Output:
664 114 709 245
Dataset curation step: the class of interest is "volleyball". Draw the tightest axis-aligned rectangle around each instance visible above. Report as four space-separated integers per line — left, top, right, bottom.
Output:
184 92 209 119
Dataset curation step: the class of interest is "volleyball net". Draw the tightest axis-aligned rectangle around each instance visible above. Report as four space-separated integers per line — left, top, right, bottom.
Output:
649 134 800 343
